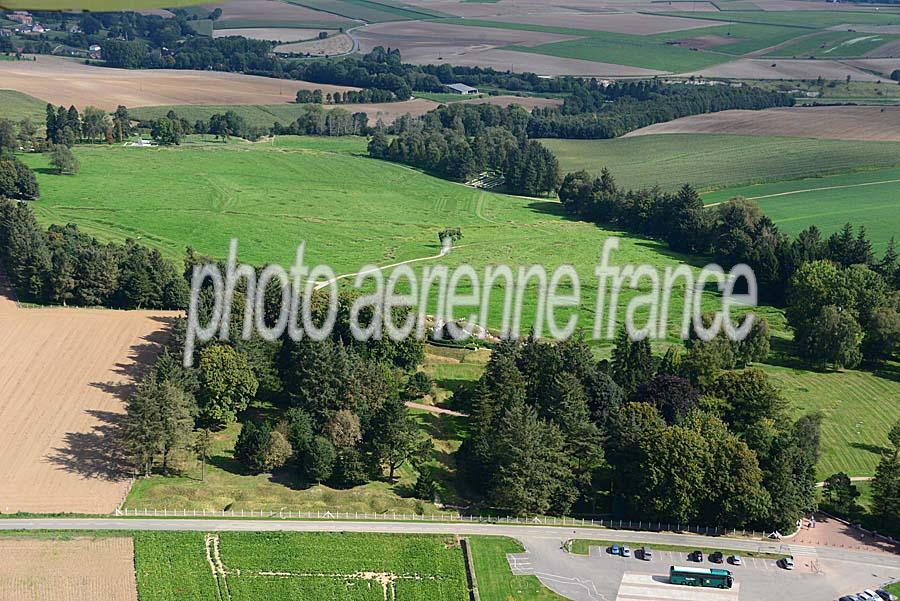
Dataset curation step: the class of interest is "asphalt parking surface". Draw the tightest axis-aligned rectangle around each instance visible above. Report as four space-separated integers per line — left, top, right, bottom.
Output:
514 537 900 601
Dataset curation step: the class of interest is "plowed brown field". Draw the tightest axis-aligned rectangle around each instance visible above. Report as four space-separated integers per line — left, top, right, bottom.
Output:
0 283 178 514
0 56 357 110
0 537 137 601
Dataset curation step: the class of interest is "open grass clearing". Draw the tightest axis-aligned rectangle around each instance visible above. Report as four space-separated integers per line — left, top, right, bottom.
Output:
284 0 448 22
766 362 900 479
767 30 900 58
0 88 48 127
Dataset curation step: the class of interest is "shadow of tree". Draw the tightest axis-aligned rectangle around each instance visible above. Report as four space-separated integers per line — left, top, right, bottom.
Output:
44 410 130 481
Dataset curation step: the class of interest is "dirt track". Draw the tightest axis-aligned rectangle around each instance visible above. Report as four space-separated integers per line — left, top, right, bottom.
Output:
0 283 178 514
625 106 900 141
0 537 137 601
0 56 357 109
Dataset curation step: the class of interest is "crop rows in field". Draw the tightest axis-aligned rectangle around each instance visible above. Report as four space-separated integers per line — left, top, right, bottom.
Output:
134 531 469 600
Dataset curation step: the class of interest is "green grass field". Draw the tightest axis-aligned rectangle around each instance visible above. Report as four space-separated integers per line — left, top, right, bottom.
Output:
702 166 900 251
655 9 900 29
20 136 729 341
767 30 900 58
766 362 900 479
134 531 469 600
542 134 900 194
0 89 48 127
468 536 568 601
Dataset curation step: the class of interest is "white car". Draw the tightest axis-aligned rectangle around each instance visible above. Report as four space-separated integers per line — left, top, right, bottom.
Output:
621 545 632 558
779 557 795 570
729 555 743 566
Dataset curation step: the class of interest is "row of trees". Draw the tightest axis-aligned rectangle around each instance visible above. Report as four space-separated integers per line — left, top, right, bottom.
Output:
528 80 794 139
558 169 900 369
0 199 187 308
457 328 818 531
295 88 396 105
46 103 133 146
273 106 370 137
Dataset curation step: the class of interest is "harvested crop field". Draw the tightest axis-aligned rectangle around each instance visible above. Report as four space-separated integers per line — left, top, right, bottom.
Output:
199 0 351 26
0 56 356 110
275 32 354 55
355 20 579 62
460 94 563 110
681 57 886 80
625 106 900 142
482 12 728 34
0 537 137 601
213 27 333 41
0 283 178 514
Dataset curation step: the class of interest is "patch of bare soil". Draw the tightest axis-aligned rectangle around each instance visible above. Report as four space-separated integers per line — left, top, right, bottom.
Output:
681 57 886 81
0 283 179 514
0 537 137 601
275 33 354 56
0 55 358 110
213 27 334 41
199 0 350 25
625 106 900 142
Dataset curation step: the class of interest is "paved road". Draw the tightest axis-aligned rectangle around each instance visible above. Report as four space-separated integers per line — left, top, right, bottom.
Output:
2 518 897 567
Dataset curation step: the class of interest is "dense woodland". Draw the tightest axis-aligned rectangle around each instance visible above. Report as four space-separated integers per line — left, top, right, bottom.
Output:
456 329 826 532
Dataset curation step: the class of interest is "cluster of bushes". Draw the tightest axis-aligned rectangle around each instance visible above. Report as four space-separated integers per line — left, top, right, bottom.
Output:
369 103 559 196
458 326 820 531
558 168 900 369
528 80 794 139
0 199 188 308
0 157 39 200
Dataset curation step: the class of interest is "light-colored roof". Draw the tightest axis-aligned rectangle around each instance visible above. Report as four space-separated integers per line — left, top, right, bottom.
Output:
446 83 477 93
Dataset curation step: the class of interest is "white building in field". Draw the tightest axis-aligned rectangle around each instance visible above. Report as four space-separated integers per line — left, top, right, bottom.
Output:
445 83 479 95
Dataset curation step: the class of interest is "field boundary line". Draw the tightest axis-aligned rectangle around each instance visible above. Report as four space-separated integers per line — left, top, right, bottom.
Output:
706 177 900 207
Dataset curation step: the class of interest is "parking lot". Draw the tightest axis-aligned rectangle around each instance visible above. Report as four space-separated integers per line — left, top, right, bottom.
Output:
509 536 900 601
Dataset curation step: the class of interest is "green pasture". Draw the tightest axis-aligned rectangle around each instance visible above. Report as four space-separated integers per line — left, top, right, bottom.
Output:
703 166 900 251
21 137 731 341
767 362 900 479
542 134 900 194
133 531 469 601
767 30 900 58
654 9 900 29
0 89 48 127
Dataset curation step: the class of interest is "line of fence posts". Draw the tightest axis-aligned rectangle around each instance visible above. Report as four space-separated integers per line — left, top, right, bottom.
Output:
113 507 763 539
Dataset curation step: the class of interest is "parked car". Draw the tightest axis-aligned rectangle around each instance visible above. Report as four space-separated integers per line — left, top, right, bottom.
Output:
779 557 795 570
689 550 704 562
729 555 742 566
610 544 620 555
621 545 632 558
861 592 881 600
840 595 862 601
709 551 724 564
876 590 897 601
639 547 652 561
